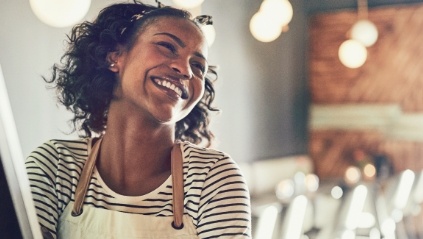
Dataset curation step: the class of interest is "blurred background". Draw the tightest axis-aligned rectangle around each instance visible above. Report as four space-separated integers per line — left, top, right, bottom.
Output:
2 0 423 238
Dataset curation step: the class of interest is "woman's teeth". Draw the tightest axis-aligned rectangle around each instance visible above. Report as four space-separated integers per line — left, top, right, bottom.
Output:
154 79 183 97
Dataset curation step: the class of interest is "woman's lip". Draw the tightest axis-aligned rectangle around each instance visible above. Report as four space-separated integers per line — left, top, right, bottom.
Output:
151 77 189 99
158 85 180 100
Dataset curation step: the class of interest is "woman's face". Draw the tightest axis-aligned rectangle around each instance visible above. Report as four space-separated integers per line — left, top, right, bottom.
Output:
111 16 208 124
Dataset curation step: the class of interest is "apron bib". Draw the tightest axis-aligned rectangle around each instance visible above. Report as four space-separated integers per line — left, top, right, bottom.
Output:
58 202 197 239
57 138 198 239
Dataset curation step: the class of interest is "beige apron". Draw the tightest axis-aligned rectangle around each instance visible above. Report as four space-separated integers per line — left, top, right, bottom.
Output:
57 138 199 239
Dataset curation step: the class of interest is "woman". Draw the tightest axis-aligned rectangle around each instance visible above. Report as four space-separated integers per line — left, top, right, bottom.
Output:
25 1 251 238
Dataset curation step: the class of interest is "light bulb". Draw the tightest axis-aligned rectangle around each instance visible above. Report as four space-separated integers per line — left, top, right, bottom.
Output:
363 163 376 179
29 0 91 28
331 186 343 199
305 174 319 192
350 19 378 47
250 11 282 42
260 0 293 26
275 179 295 201
201 25 216 47
344 165 362 184
172 0 204 9
338 39 368 68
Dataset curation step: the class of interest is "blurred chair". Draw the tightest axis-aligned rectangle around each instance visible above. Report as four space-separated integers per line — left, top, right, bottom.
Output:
331 184 369 239
402 170 423 239
243 155 313 239
253 203 282 239
376 169 416 239
279 195 309 239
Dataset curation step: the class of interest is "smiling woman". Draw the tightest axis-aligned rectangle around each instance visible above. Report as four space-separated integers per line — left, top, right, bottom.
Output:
24 1 251 238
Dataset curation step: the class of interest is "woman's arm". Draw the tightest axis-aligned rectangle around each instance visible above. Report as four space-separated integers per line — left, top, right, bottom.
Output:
25 141 61 239
196 156 252 238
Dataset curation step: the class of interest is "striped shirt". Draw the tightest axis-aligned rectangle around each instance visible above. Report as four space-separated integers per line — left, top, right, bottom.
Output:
26 139 251 238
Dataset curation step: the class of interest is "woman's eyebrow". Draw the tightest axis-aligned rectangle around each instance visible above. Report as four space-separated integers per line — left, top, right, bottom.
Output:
194 52 207 62
154 32 186 47
154 32 207 61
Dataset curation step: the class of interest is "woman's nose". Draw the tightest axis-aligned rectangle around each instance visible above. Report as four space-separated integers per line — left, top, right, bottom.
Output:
171 60 193 79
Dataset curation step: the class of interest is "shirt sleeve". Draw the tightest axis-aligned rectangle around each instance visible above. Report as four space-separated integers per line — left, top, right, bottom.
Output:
25 141 60 238
196 155 252 239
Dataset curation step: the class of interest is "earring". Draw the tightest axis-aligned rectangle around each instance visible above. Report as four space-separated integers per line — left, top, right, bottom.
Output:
110 62 116 67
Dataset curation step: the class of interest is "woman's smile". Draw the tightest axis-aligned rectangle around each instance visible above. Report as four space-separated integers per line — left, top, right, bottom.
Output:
151 76 189 100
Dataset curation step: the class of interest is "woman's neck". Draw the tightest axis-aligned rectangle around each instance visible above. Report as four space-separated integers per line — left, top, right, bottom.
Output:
95 103 175 196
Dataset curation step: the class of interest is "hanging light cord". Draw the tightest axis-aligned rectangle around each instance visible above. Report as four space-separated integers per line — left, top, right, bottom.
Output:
357 0 368 20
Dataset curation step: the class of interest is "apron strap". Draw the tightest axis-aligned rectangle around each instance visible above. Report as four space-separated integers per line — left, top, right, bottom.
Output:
71 138 185 230
71 138 102 216
171 143 184 229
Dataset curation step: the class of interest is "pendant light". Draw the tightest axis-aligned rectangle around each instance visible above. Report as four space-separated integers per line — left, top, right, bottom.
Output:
172 0 204 9
350 0 378 47
250 0 293 43
338 0 378 68
29 0 91 28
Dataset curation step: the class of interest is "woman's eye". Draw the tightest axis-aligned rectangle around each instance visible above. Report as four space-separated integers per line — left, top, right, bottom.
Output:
157 42 176 54
192 62 205 74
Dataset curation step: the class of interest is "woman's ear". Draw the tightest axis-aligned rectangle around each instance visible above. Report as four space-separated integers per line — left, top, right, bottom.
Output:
107 48 123 72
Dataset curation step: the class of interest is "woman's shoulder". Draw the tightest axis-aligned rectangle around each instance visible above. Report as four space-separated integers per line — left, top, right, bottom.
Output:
27 138 90 165
181 141 233 163
44 138 89 149
180 141 243 175
32 137 88 153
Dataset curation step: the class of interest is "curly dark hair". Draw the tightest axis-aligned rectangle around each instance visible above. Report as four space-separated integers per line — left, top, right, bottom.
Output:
45 1 219 147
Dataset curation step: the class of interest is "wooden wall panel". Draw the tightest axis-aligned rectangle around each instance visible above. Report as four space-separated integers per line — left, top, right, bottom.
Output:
309 3 423 179
310 3 423 109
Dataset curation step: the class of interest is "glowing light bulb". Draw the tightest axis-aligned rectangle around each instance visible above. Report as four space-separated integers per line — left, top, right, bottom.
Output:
338 39 368 68
363 163 376 179
275 179 295 201
250 11 282 42
331 186 343 199
201 25 216 47
29 0 91 28
351 19 378 47
172 0 204 9
260 0 293 26
305 174 319 192
344 165 362 184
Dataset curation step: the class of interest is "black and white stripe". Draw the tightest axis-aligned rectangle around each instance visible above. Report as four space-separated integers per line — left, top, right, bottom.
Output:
26 139 251 238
